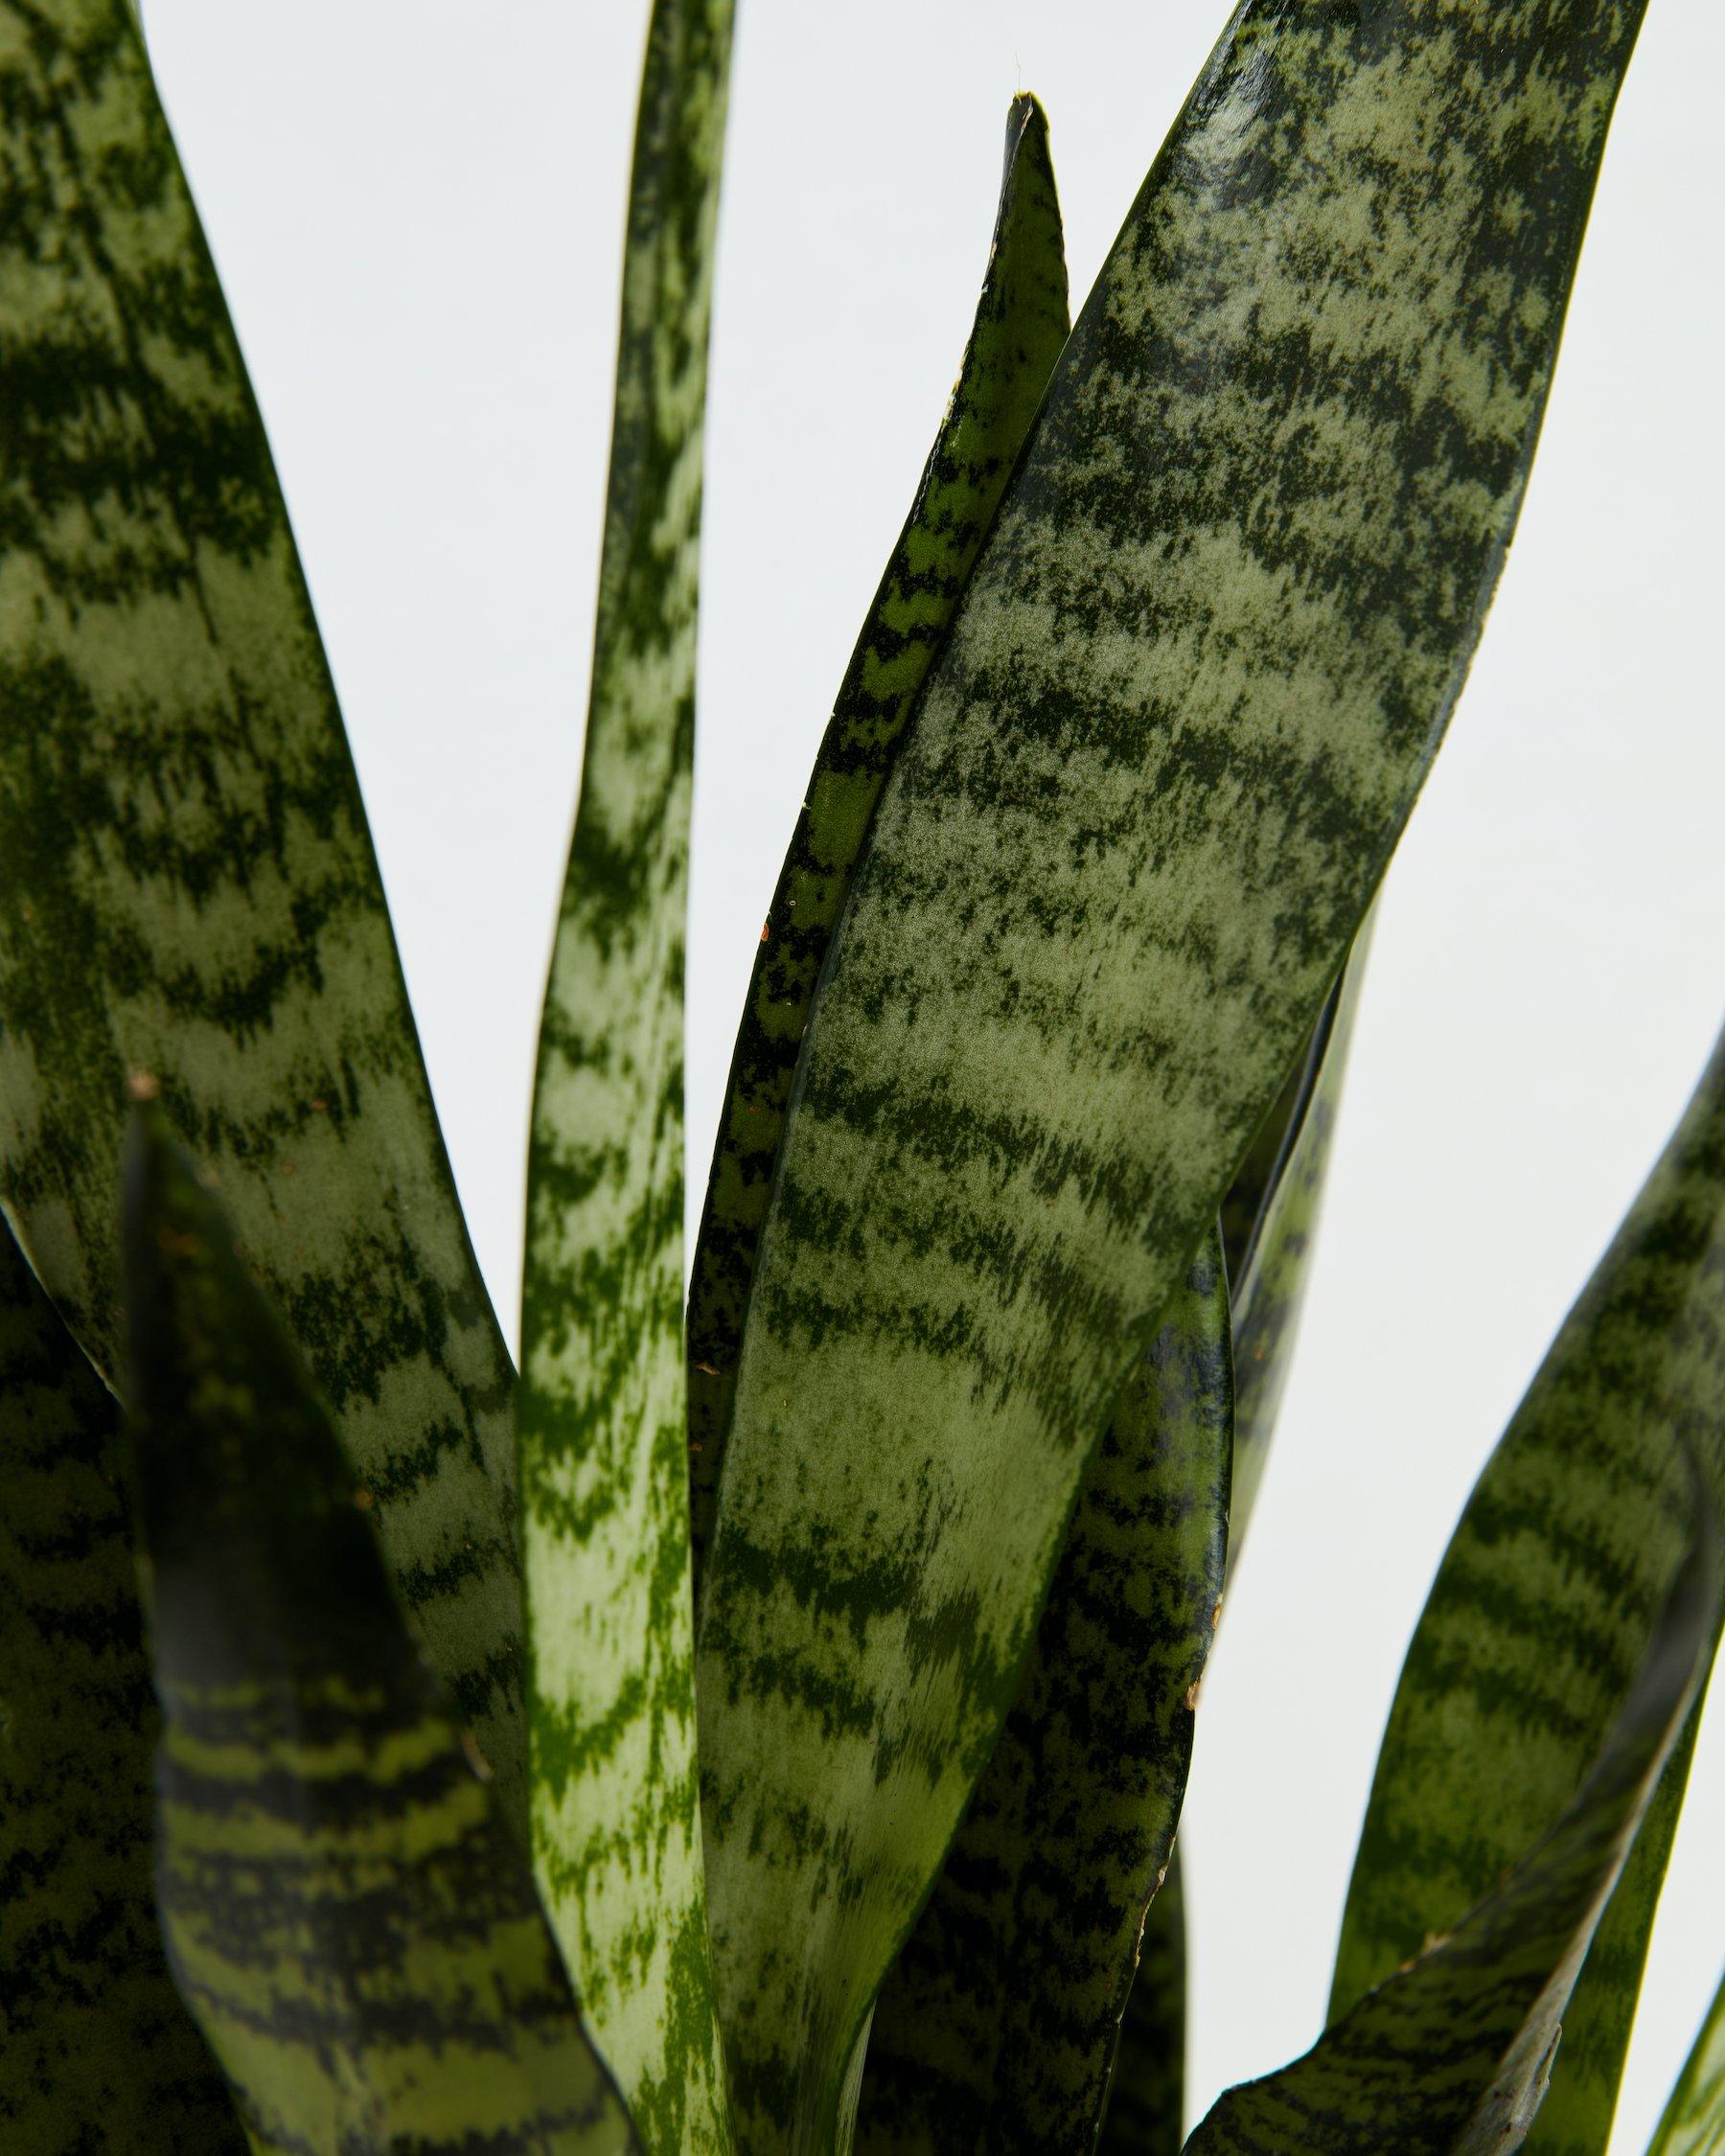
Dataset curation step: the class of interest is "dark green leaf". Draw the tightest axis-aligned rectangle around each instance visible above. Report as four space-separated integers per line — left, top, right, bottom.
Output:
1186 1479 1719 2156
1333 1026 1725 2154
1645 1961 1725 2156
0 1214 239 2150
858 1232 1230 2155
0 0 524 1807
122 1104 634 2155
686 89 1071 1592
518 1 735 2143
697 6 1649 2135
1096 1846 1187 2156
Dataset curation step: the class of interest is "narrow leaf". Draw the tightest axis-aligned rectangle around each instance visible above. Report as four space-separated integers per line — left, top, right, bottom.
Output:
1096 1847 1188 2156
1185 1485 1719 2156
698 6 1649 2136
857 1233 1230 2155
1646 1964 1725 2156
685 90 1070 1590
0 1215 239 2149
518 0 735 2144
0 0 525 1804
123 1104 634 2156
1333 1024 1725 2154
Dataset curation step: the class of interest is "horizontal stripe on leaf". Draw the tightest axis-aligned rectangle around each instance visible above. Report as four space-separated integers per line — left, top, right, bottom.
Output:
1186 1477 1720 2156
0 0 524 1805
518 0 735 2146
699 7 1649 2139
686 89 1070 1596
122 1106 634 2156
0 1214 240 2151
1333 1022 1725 2156
1646 1963 1725 2156
858 1232 1230 2156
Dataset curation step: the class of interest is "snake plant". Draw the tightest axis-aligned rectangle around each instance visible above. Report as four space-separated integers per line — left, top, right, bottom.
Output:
1 2 1719 2153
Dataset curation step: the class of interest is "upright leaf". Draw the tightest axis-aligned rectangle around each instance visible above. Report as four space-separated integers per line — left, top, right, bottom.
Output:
1333 1023 1725 2150
1646 1965 1725 2156
518 0 734 2144
858 1233 1230 2156
1096 1847 1188 2156
686 91 1070 1587
123 1104 634 2156
0 1216 239 2150
697 6 1651 2142
0 0 524 1803
1185 1487 1719 2156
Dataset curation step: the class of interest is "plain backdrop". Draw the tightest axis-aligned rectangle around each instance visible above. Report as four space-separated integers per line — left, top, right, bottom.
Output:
141 4 1725 2145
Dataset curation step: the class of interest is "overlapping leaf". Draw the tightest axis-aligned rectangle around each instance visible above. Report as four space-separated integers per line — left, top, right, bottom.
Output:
0 1215 239 2150
685 91 1070 1591
697 7 1649 2140
859 1235 1230 2156
518 0 735 2144
123 1104 634 2155
1096 1847 1188 2156
1332 1023 1725 2153
0 0 524 1805
1646 1965 1725 2156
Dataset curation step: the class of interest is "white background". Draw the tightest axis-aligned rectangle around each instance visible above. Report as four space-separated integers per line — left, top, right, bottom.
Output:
142 3 1725 2145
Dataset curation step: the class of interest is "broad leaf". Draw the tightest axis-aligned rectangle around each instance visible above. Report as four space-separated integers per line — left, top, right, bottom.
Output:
518 0 735 2145
122 1104 634 2155
1185 1484 1719 2155
858 1234 1230 2155
697 6 1650 2139
0 1215 239 2149
1333 1025 1725 2153
1646 1964 1725 2156
0 0 524 1804
685 90 1070 1591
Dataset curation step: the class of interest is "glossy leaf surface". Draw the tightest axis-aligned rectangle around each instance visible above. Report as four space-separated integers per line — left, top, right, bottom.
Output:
1186 1484 1717 2155
0 0 523 1804
686 91 1070 1592
698 6 1649 2141
1646 1965 1725 2156
858 1234 1230 2155
1334 1026 1725 2154
518 0 735 2144
0 1216 238 2150
123 1107 634 2156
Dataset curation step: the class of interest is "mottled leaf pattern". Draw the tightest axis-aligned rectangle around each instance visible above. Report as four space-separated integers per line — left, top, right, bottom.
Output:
1646 1965 1725 2156
697 5 1648 2142
1096 1847 1187 2156
0 0 524 1805
857 1234 1229 2156
1333 1024 1725 2153
685 92 1070 1594
123 1106 634 2156
0 1214 240 2150
518 0 735 2145
1186 1490 1718 2155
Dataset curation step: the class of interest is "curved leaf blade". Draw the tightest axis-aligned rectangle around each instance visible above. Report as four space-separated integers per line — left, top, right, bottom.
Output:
0 1216 240 2150
1333 1025 1725 2152
518 0 735 2144
0 0 524 1804
1186 1487 1719 2156
686 90 1070 1592
858 1232 1230 2156
697 5 1651 2140
1646 1964 1725 2156
1096 1846 1187 2156
123 1105 634 2156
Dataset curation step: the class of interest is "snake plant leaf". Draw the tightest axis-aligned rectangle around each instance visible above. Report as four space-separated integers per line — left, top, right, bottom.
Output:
1184 1479 1719 2156
518 0 734 2144
696 6 1650 2141
1332 1022 1725 2156
685 90 1070 1593
857 1231 1230 2156
121 1103 635 2156
0 0 525 1807
0 1215 240 2151
1646 1964 1725 2156
1096 1847 1188 2156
